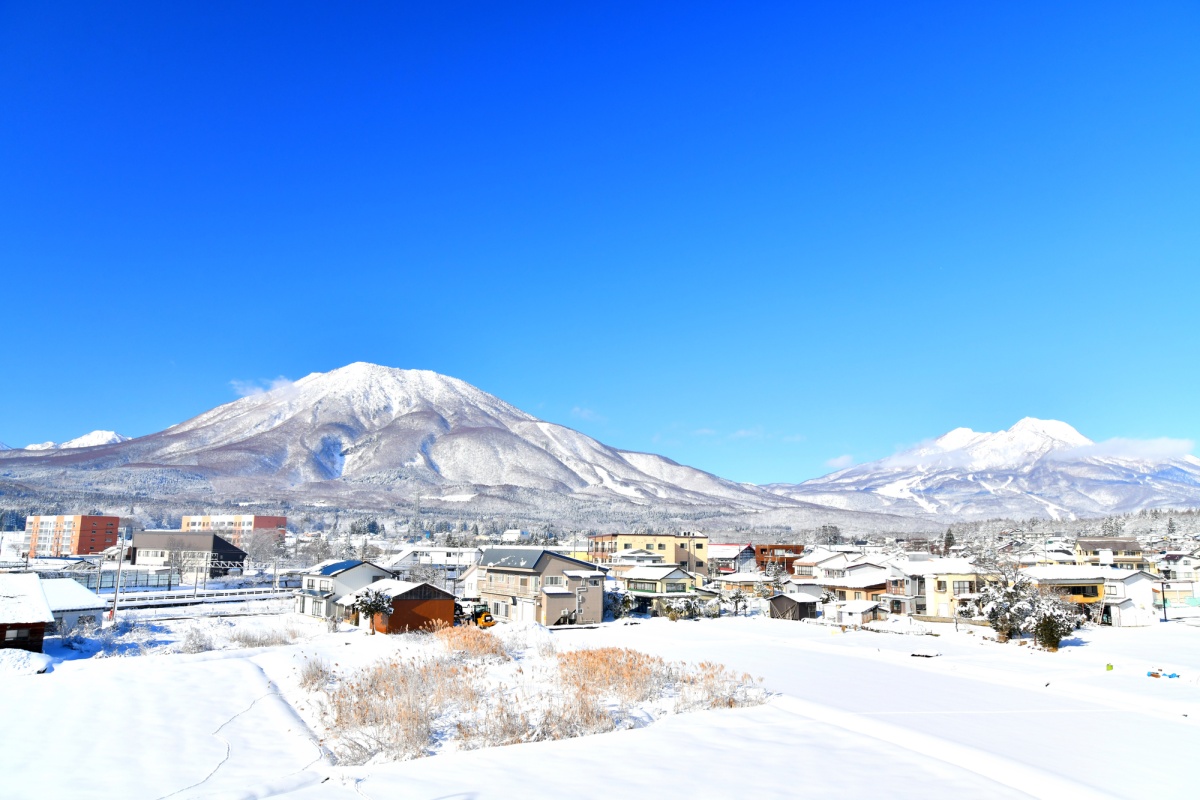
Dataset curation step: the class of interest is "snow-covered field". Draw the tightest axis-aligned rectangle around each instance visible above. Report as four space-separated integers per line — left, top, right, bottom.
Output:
2 607 1198 799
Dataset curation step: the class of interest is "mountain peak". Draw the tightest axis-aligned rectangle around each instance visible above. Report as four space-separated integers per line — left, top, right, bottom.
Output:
1007 417 1090 446
24 430 130 451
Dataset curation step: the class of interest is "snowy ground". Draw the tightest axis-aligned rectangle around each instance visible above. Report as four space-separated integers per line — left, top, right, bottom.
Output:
2 607 1198 799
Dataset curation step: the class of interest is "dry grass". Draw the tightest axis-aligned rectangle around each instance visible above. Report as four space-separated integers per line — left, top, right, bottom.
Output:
299 656 334 691
433 625 509 660
677 661 765 711
229 624 303 649
311 637 765 765
557 647 673 704
324 656 482 764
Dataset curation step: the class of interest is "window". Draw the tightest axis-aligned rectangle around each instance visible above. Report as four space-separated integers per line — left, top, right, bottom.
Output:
936 581 947 592
695 543 703 550
544 576 564 586
854 591 863 600
519 577 529 589
589 578 600 587
623 543 632 549
629 581 657 593
4 629 30 640
696 560 705 567
657 544 666 550
837 591 846 601
952 581 976 595
665 582 688 593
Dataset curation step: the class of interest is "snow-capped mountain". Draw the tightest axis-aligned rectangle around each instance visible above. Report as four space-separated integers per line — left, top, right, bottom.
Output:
24 431 131 451
766 418 1200 520
0 363 800 516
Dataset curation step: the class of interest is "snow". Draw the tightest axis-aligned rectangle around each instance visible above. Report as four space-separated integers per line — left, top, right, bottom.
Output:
0 573 55 624
22 430 130 450
2 609 1200 798
38 577 108 612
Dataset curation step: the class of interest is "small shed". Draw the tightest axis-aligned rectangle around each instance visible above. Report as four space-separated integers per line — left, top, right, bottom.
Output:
0 573 56 653
39 577 108 631
769 593 818 620
344 579 456 634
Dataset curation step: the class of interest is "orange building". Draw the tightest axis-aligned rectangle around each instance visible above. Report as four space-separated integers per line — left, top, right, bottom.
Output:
180 514 287 548
24 515 120 557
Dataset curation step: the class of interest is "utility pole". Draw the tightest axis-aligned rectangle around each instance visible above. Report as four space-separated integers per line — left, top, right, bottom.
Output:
1161 580 1170 622
109 539 126 621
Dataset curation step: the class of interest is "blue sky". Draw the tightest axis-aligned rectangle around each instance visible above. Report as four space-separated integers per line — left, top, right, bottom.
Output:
2 2 1198 483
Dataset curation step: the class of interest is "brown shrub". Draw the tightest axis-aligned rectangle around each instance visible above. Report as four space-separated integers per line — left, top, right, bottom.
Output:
434 625 509 660
557 647 673 704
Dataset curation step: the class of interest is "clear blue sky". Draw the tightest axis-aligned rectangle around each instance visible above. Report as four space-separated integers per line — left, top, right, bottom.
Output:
2 2 1198 483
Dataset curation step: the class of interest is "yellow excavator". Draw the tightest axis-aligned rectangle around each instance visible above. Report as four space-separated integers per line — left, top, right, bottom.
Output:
455 601 496 628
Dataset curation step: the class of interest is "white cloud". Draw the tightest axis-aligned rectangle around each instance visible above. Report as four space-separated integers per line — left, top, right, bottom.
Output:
570 406 606 423
230 376 293 398
826 454 854 469
1054 437 1195 461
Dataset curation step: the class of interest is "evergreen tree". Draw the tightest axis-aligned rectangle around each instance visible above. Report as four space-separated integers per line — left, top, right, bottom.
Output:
943 528 956 553
351 589 393 635
1167 518 1178 537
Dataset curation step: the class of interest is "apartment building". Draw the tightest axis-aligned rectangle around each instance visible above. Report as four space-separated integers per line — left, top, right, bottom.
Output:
23 515 120 557
180 515 287 548
587 531 709 576
1073 538 1150 572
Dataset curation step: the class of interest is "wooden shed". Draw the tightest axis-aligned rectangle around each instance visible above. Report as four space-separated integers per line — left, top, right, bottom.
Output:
768 593 819 621
347 579 456 634
0 573 57 653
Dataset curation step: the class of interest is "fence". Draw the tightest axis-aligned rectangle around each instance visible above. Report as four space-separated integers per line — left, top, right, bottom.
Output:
59 570 181 592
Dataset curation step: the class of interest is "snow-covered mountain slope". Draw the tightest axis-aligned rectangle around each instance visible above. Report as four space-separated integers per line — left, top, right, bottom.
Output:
765 418 1200 520
25 430 132 451
0 363 789 514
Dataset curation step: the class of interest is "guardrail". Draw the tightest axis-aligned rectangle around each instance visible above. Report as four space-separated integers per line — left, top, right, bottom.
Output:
112 587 294 608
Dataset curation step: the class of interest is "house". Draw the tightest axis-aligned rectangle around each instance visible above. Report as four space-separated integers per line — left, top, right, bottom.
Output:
0 573 56 653
710 573 766 593
768 593 819 620
1021 566 1108 613
754 544 806 575
588 531 709 575
293 559 394 619
500 529 531 544
131 531 247 578
707 543 757 575
820 562 889 605
477 547 605 625
337 579 455 633
38 577 108 631
1101 570 1158 627
603 548 667 582
826 599 884 626
618 566 699 616
1074 538 1151 572
883 558 981 618
385 546 482 588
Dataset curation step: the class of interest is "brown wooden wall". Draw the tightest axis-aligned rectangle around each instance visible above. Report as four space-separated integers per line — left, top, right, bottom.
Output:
0 622 47 653
375 598 455 634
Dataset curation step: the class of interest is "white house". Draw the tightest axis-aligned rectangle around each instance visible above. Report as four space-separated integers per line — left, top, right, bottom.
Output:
500 529 530 543
293 559 393 619
38 577 108 631
1102 570 1158 627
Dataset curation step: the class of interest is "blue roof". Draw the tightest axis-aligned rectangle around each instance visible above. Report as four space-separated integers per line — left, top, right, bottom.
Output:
312 559 363 576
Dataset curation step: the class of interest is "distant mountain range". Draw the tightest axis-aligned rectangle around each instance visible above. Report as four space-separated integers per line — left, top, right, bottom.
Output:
1 363 1198 526
23 430 131 451
765 417 1200 521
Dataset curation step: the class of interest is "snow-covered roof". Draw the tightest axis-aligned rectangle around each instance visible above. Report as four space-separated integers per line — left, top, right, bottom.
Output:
1022 566 1109 582
38 577 107 612
337 578 452 606
707 543 753 559
716 573 764 584
824 570 887 588
622 566 691 581
840 600 880 613
0 573 55 624
563 569 605 579
891 558 976 576
542 586 573 595
479 547 593 570
305 559 374 576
